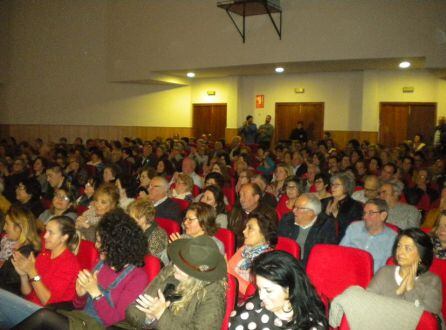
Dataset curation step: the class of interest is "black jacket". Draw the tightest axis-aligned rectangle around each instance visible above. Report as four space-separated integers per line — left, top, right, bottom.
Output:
278 212 337 266
155 197 183 224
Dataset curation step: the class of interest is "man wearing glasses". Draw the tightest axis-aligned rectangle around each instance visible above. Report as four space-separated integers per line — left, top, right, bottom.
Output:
278 193 337 266
340 198 397 273
352 175 380 204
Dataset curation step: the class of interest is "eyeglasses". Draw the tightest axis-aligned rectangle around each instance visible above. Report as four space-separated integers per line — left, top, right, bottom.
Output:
294 206 312 212
54 194 70 201
286 185 298 189
183 217 199 223
363 211 382 217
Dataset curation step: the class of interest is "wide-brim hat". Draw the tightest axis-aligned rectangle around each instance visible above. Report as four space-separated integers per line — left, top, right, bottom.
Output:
168 236 227 282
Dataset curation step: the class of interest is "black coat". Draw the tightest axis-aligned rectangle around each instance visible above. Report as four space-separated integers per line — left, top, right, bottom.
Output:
155 198 183 224
278 212 337 266
320 195 363 240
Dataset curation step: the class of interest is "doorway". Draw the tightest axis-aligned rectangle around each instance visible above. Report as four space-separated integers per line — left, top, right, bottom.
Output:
379 102 436 147
192 103 227 140
275 102 324 143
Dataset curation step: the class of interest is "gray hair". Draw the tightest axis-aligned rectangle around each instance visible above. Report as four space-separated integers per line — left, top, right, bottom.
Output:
153 176 169 193
365 198 389 214
385 179 404 197
330 172 355 196
300 193 322 216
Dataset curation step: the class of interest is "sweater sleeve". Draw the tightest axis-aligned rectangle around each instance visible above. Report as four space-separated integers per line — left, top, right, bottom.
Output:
95 268 149 326
44 254 80 304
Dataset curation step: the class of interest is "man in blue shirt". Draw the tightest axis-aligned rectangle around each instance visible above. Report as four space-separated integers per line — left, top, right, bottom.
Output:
340 198 397 273
239 115 257 145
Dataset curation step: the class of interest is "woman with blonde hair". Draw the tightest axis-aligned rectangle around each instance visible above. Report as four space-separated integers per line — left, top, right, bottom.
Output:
266 163 293 200
171 173 194 201
0 206 41 295
431 210 446 259
126 235 227 329
75 182 120 242
128 198 168 259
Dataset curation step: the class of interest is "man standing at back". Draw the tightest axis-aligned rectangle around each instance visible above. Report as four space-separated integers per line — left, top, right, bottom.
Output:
239 115 258 145
340 198 397 273
257 115 274 149
289 121 308 143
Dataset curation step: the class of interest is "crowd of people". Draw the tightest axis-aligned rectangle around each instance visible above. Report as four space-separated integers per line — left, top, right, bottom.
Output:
0 129 444 329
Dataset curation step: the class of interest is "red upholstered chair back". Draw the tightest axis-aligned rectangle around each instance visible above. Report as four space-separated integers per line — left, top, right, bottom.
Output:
155 218 181 237
339 311 439 330
221 274 238 330
421 227 432 234
275 237 301 260
223 185 236 208
76 205 88 216
144 255 161 284
306 244 374 302
430 258 446 321
215 228 236 259
171 198 191 213
192 185 201 197
385 223 400 233
76 240 99 271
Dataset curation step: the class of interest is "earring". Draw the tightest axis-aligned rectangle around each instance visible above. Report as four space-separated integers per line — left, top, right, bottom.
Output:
282 301 292 313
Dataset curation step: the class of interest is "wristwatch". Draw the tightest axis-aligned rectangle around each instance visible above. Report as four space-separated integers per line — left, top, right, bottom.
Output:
30 275 41 283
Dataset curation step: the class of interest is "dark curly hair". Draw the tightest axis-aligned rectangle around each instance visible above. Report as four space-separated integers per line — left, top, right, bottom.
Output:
97 209 147 272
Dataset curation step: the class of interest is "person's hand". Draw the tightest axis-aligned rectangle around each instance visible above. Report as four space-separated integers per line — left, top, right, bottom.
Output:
396 263 417 295
75 274 87 296
12 251 36 276
135 289 171 321
76 216 90 229
169 232 182 243
77 270 101 298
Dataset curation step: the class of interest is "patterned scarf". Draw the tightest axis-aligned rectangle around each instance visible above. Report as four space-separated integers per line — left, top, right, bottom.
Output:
432 237 446 260
239 244 270 270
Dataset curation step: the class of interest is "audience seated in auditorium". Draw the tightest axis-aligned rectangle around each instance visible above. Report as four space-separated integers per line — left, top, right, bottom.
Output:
199 185 228 229
136 166 156 198
14 177 44 218
431 211 446 260
38 186 77 227
379 180 422 230
278 193 337 266
251 174 278 208
171 172 194 202
351 175 380 204
367 228 442 318
229 183 277 248
0 206 41 295
128 198 168 260
276 176 304 220
340 198 397 273
321 172 363 240
230 251 327 330
76 183 119 242
148 176 182 224
228 211 277 297
44 165 68 200
125 236 227 329
0 216 81 328
14 209 149 329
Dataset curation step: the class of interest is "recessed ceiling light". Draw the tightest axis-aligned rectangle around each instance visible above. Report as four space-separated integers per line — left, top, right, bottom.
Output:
399 61 411 69
186 72 196 78
275 67 284 73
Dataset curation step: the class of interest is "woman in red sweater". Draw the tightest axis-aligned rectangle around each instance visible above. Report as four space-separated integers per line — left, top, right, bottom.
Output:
0 215 80 328
14 209 149 329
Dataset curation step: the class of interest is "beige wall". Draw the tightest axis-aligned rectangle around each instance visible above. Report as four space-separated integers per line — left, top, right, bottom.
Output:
1 0 445 136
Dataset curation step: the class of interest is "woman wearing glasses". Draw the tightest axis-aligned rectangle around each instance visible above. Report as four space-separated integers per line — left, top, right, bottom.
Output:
275 176 304 221
161 202 225 265
38 186 77 228
321 172 363 241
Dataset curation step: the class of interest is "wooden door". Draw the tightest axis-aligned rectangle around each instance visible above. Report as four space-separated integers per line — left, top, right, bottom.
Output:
275 102 324 142
379 103 409 147
379 102 436 147
192 103 227 140
407 104 436 145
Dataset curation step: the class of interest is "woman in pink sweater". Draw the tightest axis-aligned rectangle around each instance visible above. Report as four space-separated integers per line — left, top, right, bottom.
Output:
14 209 149 329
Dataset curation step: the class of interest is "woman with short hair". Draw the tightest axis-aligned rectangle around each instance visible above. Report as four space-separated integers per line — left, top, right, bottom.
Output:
128 198 168 259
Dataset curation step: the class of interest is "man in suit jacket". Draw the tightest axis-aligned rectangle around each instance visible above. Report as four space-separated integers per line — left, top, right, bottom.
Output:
278 193 337 266
291 151 308 178
148 176 182 224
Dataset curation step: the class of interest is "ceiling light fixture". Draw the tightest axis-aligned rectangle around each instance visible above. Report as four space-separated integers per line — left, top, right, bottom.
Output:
399 61 411 69
186 72 196 78
275 67 284 73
